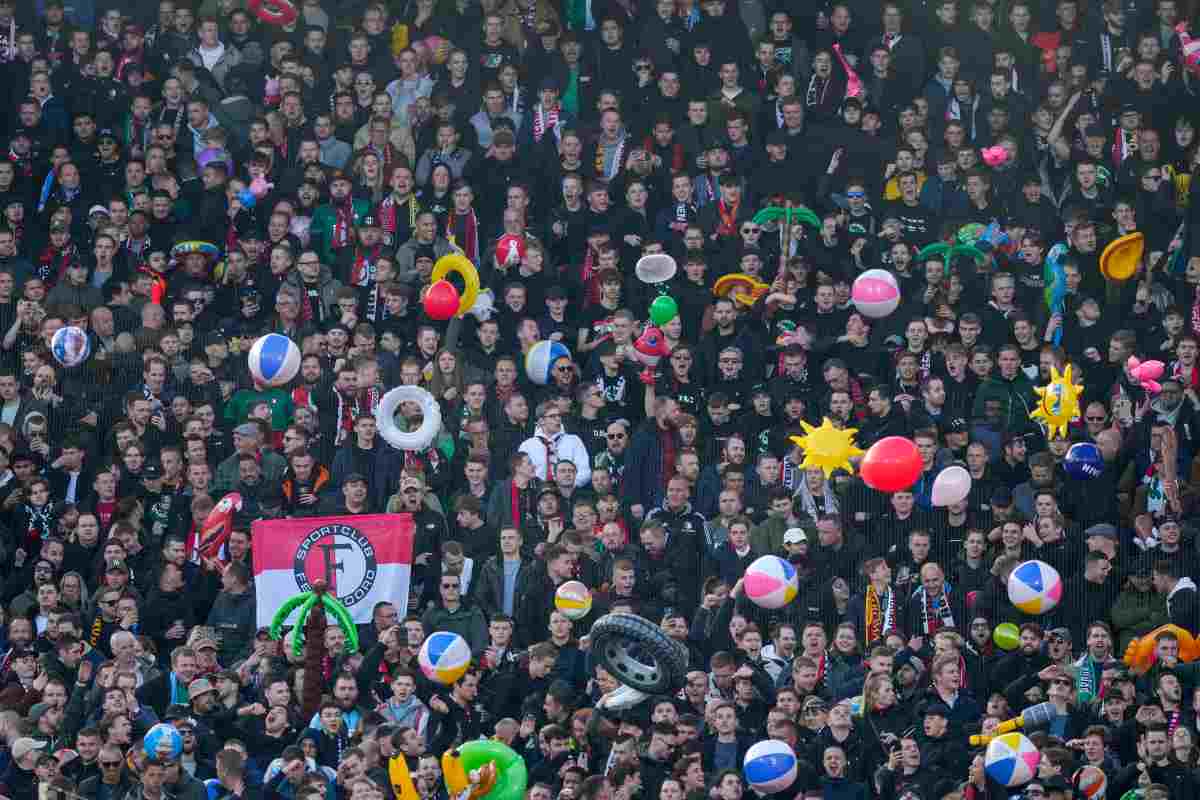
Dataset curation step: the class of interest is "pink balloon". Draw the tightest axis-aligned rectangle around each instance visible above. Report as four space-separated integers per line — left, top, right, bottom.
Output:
931 465 972 506
982 146 1008 167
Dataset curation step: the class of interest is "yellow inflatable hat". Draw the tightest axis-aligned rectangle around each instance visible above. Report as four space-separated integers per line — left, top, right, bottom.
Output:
1099 232 1144 282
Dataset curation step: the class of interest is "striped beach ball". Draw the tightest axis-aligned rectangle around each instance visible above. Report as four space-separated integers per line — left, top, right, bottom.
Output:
743 740 797 793
851 269 900 319
1074 765 1107 799
555 580 592 620
985 733 1040 787
50 326 90 368
744 555 798 610
1007 560 1063 615
525 340 571 385
418 631 472 685
248 333 301 387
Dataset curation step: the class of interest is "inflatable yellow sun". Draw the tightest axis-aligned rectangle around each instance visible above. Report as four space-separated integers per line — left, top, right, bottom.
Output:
1030 364 1083 439
789 418 864 478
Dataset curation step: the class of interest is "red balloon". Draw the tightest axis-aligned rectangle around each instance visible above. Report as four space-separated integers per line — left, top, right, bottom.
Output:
860 436 923 492
423 279 461 321
496 234 527 266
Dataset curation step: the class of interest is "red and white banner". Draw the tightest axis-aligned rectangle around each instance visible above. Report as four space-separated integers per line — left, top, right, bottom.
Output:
251 514 414 628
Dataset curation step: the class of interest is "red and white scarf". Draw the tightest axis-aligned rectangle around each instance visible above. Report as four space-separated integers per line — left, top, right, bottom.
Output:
332 196 355 249
350 244 383 287
917 586 955 634
532 104 560 143
538 434 558 479
447 210 479 264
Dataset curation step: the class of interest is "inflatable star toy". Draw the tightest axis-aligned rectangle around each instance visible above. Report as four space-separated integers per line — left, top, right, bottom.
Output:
789 417 864 478
1030 364 1083 439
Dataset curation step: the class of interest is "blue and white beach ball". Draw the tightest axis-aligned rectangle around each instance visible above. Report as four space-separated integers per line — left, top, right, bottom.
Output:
743 740 797 793
1064 443 1103 479
418 631 472 685
143 722 184 760
248 333 301 387
525 340 571 386
51 326 91 368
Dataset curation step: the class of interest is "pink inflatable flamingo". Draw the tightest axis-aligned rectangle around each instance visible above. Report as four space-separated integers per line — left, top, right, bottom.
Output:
831 44 863 99
1128 355 1166 394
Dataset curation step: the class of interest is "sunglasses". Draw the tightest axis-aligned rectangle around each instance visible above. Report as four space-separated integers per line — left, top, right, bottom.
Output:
607 432 627 439
101 761 122 768
846 191 865 199
441 582 460 589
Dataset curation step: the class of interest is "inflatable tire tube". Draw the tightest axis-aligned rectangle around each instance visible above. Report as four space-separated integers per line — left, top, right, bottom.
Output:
589 612 688 693
376 385 442 451
431 253 480 317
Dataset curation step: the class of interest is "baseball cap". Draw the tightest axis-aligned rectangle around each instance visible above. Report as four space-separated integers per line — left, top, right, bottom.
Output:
202 331 227 348
11 738 45 761
1084 523 1118 541
991 486 1013 506
766 130 789 147
141 462 162 480
163 704 192 721
783 528 808 544
945 417 969 433
97 129 117 142
105 559 129 575
539 76 560 92
1048 627 1072 642
359 215 381 228
188 678 217 701
546 285 568 300
88 205 110 217
192 636 218 652
344 472 368 485
802 695 827 712
925 703 951 717
493 130 516 147
233 422 259 437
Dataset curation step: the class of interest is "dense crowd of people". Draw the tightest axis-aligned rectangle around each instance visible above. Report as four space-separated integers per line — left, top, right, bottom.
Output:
2 1 1200 800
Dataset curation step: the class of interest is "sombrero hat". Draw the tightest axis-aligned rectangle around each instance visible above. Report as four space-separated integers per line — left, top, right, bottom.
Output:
713 273 769 308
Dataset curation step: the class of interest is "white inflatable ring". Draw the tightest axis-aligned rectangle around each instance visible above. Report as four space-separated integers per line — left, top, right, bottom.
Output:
376 386 442 451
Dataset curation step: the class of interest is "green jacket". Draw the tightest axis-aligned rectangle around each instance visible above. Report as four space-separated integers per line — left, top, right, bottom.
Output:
972 372 1036 431
224 386 294 431
214 448 288 494
310 199 372 263
1110 588 1169 651
420 603 488 656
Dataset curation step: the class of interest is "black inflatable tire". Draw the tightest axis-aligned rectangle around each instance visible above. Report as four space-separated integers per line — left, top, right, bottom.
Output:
589 612 688 693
